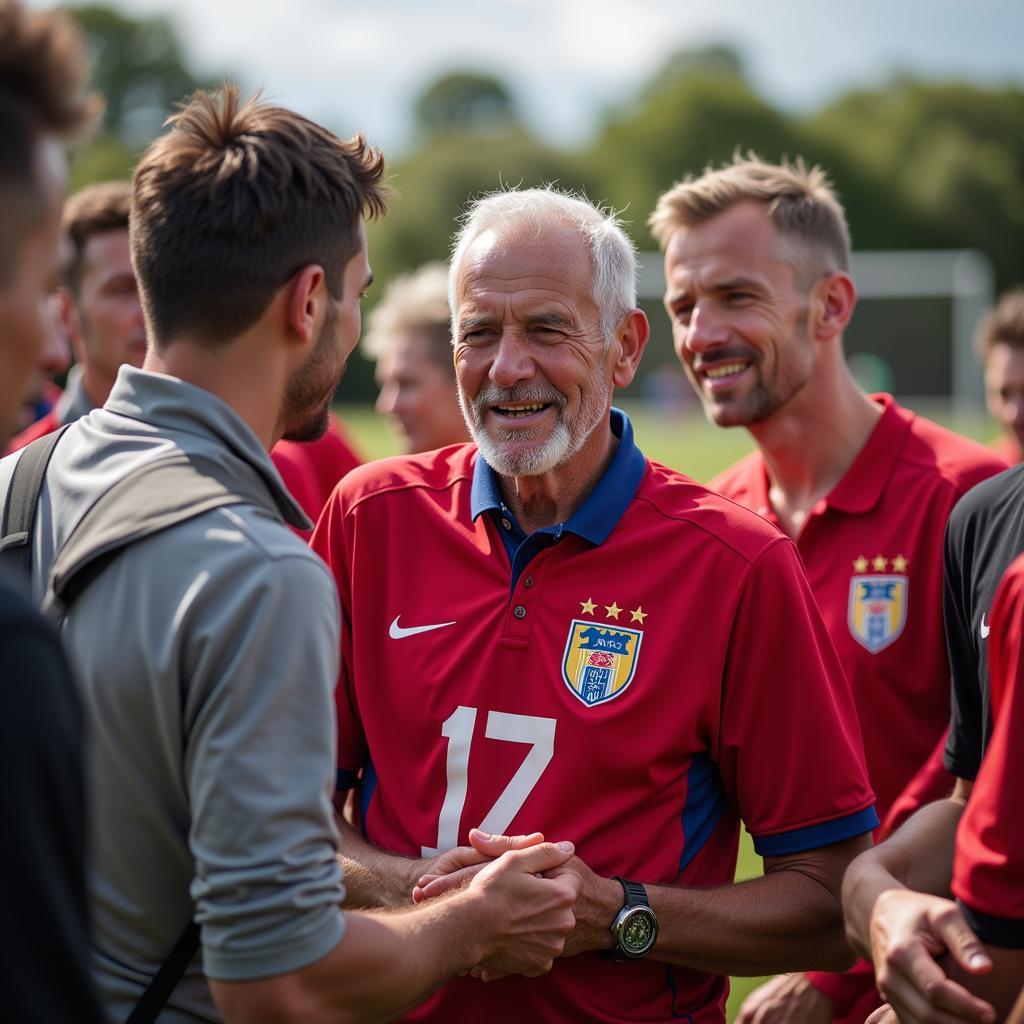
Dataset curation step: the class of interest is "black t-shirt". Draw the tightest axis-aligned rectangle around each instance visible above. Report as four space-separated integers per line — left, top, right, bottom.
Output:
943 463 1024 780
0 575 106 1023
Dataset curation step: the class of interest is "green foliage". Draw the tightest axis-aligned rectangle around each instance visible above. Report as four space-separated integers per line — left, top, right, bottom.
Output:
413 71 518 139
75 4 211 146
62 15 1024 402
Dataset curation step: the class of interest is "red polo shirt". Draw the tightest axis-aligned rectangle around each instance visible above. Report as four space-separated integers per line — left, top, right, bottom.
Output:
711 395 1006 1016
953 553 1024 947
313 411 876 1024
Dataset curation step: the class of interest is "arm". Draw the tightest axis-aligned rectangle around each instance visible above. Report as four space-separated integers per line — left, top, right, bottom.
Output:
211 840 580 1024
335 815 432 910
567 833 871 974
419 830 871 975
841 779 997 1024
336 815 544 909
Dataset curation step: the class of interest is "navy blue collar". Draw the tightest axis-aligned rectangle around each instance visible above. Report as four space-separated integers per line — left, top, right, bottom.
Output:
470 408 647 546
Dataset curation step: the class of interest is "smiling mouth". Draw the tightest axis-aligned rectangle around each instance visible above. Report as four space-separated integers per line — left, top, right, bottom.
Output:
492 403 550 417
703 361 749 380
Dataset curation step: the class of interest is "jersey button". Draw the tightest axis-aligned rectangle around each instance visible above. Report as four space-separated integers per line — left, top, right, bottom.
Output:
501 518 512 530
513 604 527 619
523 576 534 588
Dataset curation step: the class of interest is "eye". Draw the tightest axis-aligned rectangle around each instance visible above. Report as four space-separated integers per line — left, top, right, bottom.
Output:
671 303 693 325
725 290 753 304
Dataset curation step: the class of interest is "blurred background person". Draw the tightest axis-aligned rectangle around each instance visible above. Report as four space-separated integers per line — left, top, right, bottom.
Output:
976 288 1024 464
0 0 105 1020
13 240 73 435
6 178 144 453
361 260 470 453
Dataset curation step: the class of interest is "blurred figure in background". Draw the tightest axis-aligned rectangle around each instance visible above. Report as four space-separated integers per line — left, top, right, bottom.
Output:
6 178 145 453
976 288 1024 464
13 253 73 434
361 260 469 453
0 0 105 1020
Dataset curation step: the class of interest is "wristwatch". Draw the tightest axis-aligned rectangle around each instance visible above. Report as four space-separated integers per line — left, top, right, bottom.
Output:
608 876 658 959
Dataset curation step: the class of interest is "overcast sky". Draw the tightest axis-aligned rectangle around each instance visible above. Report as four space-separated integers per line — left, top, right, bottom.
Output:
74 0 1024 155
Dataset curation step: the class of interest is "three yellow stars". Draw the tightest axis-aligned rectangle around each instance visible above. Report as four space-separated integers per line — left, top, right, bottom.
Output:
579 597 647 624
852 554 909 574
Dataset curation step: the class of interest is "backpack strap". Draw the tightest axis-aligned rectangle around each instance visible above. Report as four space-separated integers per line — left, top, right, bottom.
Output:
43 449 272 617
124 919 202 1024
0 425 72 579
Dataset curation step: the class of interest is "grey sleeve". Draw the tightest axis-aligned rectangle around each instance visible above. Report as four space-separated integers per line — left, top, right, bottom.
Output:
181 548 346 981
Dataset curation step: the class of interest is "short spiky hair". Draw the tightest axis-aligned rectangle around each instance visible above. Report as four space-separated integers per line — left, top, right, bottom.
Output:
132 85 388 347
649 152 851 285
0 0 99 282
975 288 1024 360
62 180 132 292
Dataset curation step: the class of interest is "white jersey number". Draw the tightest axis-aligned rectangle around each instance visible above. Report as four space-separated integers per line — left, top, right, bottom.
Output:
421 706 556 857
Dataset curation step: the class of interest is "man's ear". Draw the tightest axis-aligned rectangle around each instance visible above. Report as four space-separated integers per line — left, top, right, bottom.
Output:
611 309 650 389
285 264 327 349
813 271 857 342
57 286 85 362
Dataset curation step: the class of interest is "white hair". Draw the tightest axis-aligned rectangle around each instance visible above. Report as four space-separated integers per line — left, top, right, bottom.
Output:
448 186 637 346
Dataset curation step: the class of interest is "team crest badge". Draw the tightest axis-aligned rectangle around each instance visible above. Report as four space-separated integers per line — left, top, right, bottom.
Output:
848 574 908 654
561 619 643 707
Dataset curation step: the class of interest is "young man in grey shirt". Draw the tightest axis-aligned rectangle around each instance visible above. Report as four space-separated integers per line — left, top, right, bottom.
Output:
0 85 579 1023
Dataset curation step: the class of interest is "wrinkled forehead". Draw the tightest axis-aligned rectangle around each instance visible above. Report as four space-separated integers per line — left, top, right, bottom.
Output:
456 223 593 304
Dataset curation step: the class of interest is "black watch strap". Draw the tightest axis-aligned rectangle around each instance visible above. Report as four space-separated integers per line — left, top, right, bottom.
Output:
613 876 649 908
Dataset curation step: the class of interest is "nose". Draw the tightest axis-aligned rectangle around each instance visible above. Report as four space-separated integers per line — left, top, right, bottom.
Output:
376 380 397 416
680 304 729 355
489 331 535 388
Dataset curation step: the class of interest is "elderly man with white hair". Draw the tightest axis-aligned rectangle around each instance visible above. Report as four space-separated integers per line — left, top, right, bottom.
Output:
311 186 879 1024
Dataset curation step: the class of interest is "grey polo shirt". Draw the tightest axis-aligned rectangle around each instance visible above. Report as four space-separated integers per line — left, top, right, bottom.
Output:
0 367 346 1022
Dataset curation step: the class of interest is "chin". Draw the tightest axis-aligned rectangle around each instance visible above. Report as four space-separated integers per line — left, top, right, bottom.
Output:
283 405 330 443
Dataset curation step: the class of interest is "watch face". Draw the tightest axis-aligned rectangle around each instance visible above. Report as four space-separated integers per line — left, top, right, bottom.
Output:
620 907 656 955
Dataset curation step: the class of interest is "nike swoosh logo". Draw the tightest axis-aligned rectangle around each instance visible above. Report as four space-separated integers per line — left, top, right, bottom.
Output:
980 614 990 639
389 615 457 639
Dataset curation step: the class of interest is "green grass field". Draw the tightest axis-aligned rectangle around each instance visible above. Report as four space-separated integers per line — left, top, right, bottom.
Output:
337 398 995 1020
338 398 995 485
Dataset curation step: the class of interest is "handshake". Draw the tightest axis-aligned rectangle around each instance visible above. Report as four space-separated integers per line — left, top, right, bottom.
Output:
407 828 616 981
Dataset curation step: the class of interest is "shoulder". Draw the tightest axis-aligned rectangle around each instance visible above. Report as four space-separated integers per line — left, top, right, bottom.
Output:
899 410 1008 494
635 459 787 567
708 449 763 501
334 443 476 512
948 463 1024 535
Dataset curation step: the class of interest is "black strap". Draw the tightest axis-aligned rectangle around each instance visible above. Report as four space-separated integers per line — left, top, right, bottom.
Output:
612 875 650 908
0 425 72 578
124 919 201 1024
43 450 265 617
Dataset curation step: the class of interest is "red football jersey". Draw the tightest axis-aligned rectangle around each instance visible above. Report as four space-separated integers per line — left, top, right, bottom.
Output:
712 396 1005 825
271 416 361 534
952 553 1024 944
313 413 877 1023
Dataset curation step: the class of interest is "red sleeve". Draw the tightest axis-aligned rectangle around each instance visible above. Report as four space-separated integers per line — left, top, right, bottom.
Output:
878 728 955 840
717 539 878 853
805 959 882 1022
309 490 366 789
952 554 1024 945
